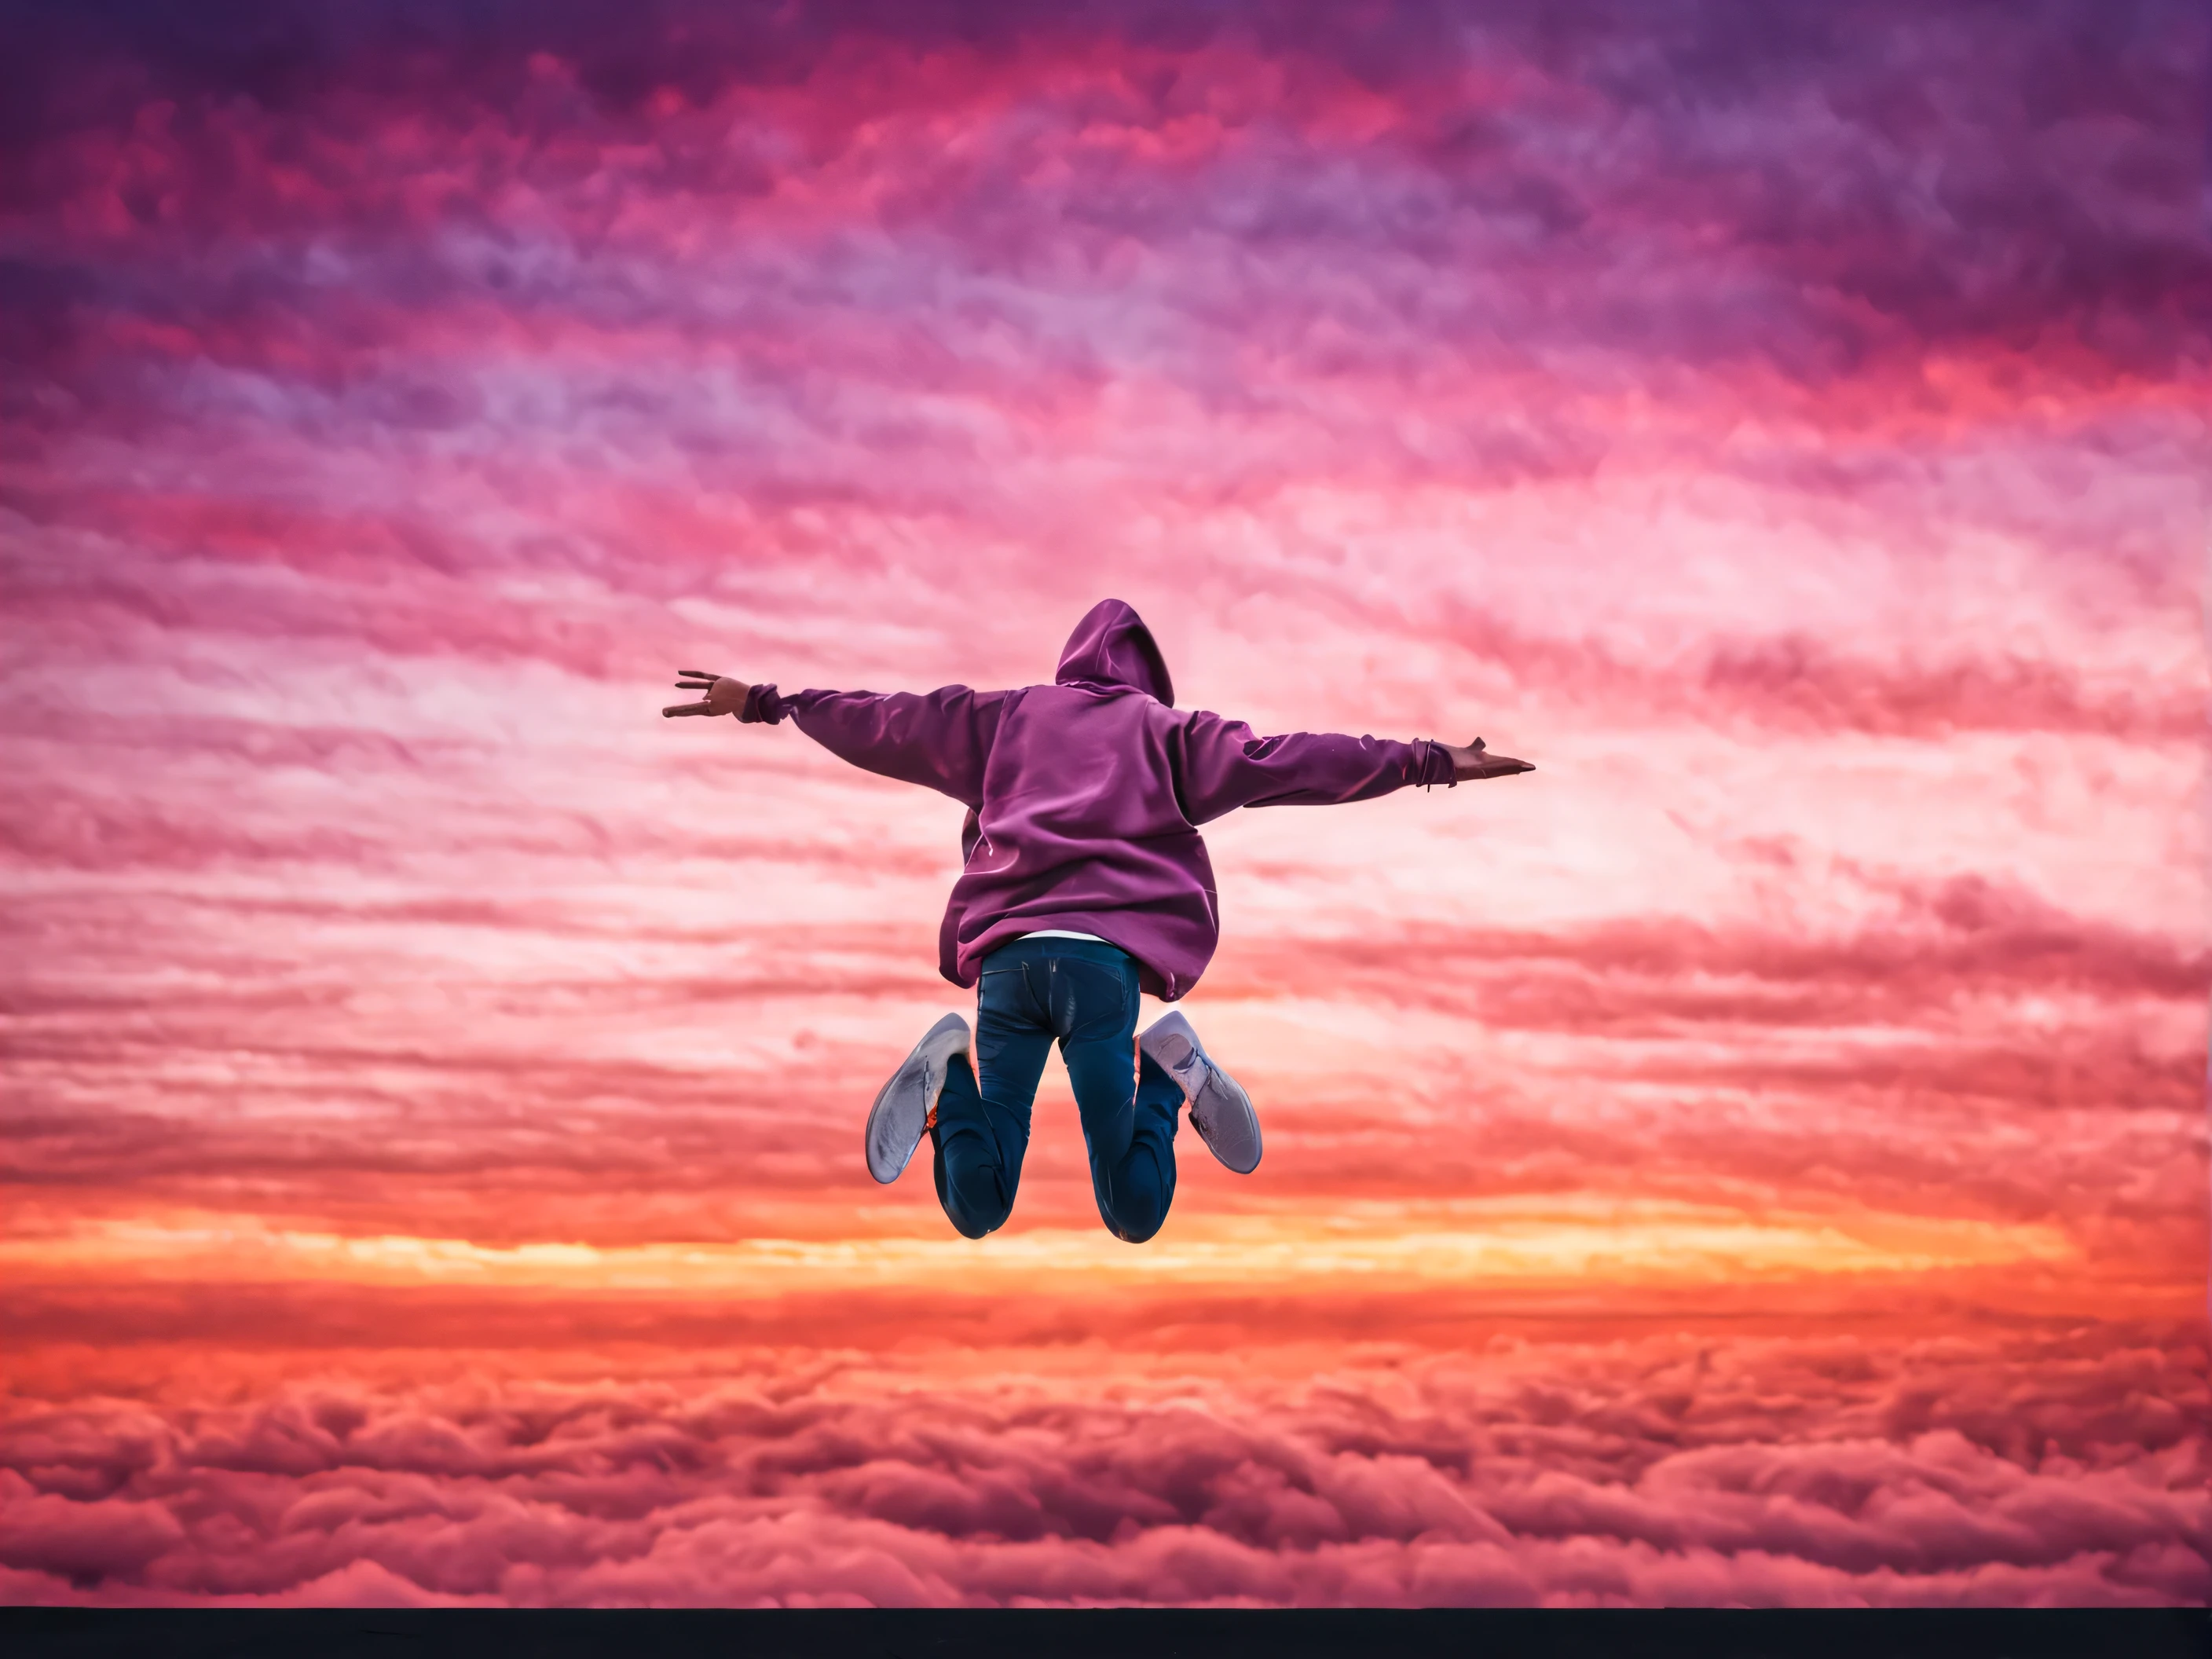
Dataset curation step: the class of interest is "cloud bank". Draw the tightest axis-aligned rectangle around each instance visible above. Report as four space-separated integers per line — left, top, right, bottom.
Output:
2 1329 2204 1606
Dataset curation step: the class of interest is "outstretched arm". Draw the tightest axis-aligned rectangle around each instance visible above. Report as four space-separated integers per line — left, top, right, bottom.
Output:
1171 712 1532 824
663 669 1006 805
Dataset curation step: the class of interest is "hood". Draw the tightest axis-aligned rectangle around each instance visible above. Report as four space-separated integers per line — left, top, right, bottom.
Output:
1054 599 1174 705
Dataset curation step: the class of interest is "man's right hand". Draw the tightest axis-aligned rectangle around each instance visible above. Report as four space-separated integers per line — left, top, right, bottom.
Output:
663 668 747 719
1440 738 1533 781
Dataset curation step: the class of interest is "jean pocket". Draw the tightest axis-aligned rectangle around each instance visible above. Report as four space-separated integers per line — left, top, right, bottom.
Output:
979 965 1033 1020
1056 958 1133 1035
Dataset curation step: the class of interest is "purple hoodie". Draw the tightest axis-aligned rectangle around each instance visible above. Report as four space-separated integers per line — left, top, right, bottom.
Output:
738 599 1456 1000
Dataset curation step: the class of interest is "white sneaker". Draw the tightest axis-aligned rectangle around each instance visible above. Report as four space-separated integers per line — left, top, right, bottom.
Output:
865 1013 970 1184
1139 1010 1261 1174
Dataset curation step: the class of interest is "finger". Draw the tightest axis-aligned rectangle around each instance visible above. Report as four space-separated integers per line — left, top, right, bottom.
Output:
677 668 722 679
661 701 715 717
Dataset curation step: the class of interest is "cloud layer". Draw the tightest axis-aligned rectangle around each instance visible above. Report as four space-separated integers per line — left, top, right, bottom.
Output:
2 1328 2205 1606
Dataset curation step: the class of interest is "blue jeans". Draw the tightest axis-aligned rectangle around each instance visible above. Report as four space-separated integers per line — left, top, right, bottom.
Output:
930 936 1184 1243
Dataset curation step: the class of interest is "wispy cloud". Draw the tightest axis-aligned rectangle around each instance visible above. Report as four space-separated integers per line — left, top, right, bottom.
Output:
2 0 2203 1607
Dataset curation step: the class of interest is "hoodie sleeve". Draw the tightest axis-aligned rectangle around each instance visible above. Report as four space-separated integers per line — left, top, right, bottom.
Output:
740 684 1009 807
1169 710 1456 824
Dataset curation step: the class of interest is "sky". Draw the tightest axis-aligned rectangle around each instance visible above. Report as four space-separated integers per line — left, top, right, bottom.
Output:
1 0 2207 1607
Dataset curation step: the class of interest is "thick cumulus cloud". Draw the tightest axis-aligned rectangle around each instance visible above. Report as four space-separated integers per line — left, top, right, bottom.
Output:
0 1331 2204 1606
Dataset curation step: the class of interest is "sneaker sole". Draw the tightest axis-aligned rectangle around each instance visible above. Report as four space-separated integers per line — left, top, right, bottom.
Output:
865 1012 970 1184
1140 1011 1262 1176
1189 1068 1262 1175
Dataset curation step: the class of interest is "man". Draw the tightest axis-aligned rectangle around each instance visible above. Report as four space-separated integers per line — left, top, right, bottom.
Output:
665 599 1532 1243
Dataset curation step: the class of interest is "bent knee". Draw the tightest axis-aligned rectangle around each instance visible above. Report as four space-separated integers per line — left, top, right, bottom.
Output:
1103 1193 1169 1244
944 1170 1013 1239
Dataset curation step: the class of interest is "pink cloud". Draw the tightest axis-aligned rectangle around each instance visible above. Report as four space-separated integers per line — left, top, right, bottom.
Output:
0 1329 2202 1606
2 0 2203 1608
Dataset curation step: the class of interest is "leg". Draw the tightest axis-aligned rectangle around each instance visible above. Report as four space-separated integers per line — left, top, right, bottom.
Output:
929 962 1051 1239
1050 953 1183 1243
1094 1050 1183 1244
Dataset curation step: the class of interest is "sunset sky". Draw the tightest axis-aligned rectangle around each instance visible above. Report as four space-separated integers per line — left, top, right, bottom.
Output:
2 0 2207 1606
